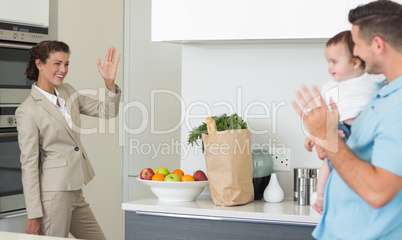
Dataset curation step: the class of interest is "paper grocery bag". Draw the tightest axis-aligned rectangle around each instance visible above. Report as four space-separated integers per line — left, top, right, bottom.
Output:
202 129 254 206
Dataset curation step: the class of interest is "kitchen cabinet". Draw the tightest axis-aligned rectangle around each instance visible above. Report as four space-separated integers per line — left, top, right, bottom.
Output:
125 211 315 240
152 0 342 43
152 0 402 43
123 195 320 240
0 0 49 27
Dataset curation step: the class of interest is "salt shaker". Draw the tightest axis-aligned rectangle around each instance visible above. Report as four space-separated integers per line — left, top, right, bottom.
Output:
308 178 317 206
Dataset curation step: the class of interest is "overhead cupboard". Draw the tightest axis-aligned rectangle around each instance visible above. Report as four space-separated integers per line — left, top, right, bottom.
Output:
0 0 49 27
152 0 401 43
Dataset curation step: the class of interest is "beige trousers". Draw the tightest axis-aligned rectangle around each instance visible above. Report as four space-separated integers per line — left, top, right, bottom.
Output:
40 190 106 240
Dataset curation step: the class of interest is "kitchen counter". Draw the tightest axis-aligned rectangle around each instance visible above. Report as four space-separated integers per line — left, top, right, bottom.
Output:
0 231 70 240
122 194 321 225
122 194 321 240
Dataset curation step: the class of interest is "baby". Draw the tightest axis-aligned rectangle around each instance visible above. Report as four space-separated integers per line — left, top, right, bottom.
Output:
305 30 384 214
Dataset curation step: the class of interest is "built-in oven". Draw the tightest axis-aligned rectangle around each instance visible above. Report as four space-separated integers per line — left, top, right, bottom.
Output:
0 20 46 103
0 2 49 231
0 125 25 214
0 20 48 228
0 105 28 232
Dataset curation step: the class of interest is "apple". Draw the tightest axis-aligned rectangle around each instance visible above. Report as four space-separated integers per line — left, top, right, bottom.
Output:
153 168 159 174
193 170 208 181
164 173 181 182
157 167 170 176
140 168 155 180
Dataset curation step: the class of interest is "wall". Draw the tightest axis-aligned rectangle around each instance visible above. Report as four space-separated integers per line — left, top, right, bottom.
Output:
180 43 329 198
50 0 124 239
123 0 182 202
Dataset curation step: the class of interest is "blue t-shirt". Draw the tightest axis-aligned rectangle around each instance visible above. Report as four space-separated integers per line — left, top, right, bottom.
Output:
313 77 402 240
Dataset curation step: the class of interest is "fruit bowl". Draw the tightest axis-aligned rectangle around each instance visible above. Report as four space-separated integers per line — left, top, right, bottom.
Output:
136 177 209 202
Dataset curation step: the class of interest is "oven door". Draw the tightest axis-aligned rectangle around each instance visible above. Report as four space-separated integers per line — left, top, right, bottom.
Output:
0 131 26 214
0 42 35 104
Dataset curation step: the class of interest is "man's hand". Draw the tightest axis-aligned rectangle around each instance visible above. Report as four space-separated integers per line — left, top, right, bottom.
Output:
26 218 41 235
292 85 402 209
292 85 340 153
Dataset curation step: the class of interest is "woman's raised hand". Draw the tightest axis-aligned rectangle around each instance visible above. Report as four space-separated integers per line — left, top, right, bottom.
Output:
97 46 121 92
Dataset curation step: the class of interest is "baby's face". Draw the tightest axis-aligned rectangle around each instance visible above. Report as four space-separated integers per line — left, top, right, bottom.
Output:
324 43 356 82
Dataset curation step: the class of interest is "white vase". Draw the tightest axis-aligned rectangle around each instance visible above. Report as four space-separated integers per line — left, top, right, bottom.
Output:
263 173 284 203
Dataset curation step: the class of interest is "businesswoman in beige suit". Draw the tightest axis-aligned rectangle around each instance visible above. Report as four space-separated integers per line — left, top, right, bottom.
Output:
16 41 121 239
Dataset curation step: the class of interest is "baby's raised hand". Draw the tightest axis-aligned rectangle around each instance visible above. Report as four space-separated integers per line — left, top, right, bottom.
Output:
305 137 327 160
304 137 315 152
315 144 327 160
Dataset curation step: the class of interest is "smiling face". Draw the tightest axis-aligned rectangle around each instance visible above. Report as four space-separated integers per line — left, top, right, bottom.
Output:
351 25 381 75
36 51 69 94
324 42 357 82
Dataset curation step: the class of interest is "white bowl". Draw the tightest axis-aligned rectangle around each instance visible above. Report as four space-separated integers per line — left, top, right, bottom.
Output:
136 177 209 202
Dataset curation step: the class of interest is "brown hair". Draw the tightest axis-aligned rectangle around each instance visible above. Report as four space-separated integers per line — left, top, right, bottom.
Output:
348 0 402 51
25 41 70 81
327 30 366 69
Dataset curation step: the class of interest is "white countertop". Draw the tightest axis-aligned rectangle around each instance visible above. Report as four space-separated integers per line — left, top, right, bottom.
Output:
122 194 321 226
0 231 70 240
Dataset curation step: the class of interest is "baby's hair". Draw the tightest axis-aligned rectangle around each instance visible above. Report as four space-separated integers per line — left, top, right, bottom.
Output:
326 31 365 69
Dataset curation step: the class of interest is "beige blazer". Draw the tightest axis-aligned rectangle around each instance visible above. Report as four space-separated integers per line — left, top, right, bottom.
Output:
16 83 121 219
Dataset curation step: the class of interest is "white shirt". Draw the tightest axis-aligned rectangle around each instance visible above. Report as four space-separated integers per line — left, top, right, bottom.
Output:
322 73 385 122
34 84 73 129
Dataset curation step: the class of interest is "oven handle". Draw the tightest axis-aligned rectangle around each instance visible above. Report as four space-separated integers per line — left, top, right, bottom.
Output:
0 42 33 50
0 132 18 137
0 210 27 219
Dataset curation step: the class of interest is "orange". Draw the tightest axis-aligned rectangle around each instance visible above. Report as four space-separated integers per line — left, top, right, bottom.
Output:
181 175 195 182
151 173 165 181
173 169 184 178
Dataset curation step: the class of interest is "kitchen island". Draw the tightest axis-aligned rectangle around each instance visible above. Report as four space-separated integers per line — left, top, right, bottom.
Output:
122 194 321 240
0 231 69 239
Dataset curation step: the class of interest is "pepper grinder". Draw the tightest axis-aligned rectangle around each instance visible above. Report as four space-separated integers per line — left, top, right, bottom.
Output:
297 177 309 206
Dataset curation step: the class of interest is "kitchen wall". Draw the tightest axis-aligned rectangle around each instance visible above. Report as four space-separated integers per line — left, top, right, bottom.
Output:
124 0 182 202
50 0 124 239
180 43 330 198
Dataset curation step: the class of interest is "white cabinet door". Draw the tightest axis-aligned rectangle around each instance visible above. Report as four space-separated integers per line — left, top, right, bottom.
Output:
152 0 401 42
0 0 49 27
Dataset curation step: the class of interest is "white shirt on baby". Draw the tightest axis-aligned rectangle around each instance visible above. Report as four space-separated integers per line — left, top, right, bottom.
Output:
322 72 385 122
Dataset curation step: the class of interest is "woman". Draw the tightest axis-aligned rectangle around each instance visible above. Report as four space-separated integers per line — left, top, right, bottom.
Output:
16 41 121 239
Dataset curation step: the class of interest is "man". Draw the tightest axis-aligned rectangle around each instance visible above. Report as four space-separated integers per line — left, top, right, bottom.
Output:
292 0 402 239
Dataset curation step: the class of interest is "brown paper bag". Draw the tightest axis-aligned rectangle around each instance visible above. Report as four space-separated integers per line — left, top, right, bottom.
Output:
202 129 254 206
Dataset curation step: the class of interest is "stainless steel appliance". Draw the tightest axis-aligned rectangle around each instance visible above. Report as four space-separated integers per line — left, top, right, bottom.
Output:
0 2 49 231
0 20 48 103
0 127 25 213
0 20 48 230
0 107 27 231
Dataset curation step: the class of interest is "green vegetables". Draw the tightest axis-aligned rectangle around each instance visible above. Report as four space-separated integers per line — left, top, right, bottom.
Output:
187 113 248 151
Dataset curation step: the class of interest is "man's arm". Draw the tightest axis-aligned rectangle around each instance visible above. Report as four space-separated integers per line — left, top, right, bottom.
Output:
292 85 402 209
326 136 402 208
